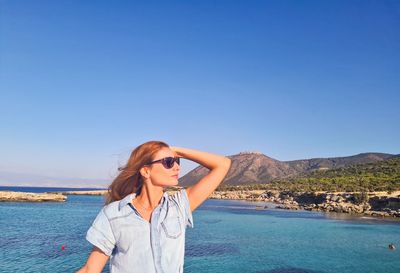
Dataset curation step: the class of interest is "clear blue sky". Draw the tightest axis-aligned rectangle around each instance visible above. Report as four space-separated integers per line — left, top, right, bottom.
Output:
1 1 399 187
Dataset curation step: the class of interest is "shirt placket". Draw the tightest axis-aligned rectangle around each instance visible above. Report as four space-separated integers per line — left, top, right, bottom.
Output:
151 205 164 273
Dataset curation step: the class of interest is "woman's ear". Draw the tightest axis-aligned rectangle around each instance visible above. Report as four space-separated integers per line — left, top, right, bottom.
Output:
139 166 150 179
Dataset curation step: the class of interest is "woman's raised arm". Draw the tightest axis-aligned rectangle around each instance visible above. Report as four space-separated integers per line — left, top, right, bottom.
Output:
76 247 109 273
171 147 231 212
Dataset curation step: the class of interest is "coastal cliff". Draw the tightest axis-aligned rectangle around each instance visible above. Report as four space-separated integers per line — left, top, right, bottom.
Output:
0 191 67 202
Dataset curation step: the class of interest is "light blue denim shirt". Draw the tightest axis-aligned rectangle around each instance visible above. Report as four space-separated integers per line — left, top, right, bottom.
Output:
86 189 194 273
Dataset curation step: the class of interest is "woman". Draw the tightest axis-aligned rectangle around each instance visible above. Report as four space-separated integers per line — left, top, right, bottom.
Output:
77 140 231 273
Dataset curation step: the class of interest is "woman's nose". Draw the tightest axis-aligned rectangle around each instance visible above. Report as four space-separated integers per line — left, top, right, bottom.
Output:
173 162 180 171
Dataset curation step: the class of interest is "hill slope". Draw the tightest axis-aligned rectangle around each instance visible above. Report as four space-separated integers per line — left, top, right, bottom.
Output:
179 152 396 187
270 155 400 192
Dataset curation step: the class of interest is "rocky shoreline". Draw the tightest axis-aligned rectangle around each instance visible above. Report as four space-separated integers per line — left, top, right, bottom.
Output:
210 190 400 218
0 190 108 202
0 191 67 202
56 190 107 196
3 189 399 218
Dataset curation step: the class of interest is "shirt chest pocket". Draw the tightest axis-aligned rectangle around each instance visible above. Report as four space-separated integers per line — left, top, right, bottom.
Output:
161 205 183 239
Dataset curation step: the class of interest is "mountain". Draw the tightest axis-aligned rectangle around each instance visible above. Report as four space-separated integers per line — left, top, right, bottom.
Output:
178 152 397 187
285 153 395 173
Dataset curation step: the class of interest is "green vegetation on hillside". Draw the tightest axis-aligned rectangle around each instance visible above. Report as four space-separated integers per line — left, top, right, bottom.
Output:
217 157 400 192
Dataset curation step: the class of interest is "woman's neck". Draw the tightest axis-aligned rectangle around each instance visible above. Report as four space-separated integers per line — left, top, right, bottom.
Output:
135 182 164 210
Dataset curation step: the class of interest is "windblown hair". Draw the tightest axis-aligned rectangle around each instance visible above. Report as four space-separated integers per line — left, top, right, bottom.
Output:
106 140 169 204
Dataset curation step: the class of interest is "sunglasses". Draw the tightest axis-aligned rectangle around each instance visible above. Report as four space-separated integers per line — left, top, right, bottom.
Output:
147 157 180 169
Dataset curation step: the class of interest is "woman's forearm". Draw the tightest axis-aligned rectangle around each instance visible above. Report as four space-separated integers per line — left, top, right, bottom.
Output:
76 265 88 273
76 247 109 273
171 147 230 170
172 146 231 211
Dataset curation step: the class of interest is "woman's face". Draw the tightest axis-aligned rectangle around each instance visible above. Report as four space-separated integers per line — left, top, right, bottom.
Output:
147 147 180 188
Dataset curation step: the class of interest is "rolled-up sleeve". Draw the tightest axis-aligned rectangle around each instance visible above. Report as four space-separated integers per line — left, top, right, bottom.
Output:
173 189 194 228
86 207 116 256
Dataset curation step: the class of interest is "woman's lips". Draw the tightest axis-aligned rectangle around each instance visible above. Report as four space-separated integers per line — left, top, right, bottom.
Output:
172 175 179 179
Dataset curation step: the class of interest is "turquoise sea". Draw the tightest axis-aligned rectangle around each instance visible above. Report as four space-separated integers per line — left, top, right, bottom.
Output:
1 187 399 273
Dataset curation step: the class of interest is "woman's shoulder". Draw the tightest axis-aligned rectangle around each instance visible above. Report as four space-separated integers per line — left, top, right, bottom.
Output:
167 189 184 200
167 189 190 208
167 188 194 228
101 194 135 219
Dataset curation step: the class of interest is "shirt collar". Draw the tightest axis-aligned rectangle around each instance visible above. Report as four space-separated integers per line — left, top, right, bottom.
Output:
118 193 136 211
118 191 169 211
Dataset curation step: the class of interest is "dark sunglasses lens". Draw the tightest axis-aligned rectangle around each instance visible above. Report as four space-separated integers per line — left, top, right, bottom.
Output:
163 157 179 169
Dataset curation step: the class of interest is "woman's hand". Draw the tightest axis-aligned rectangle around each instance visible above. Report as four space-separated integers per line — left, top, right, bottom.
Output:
170 146 183 158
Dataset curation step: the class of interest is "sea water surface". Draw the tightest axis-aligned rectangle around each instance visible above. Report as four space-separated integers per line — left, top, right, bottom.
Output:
1 187 399 273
